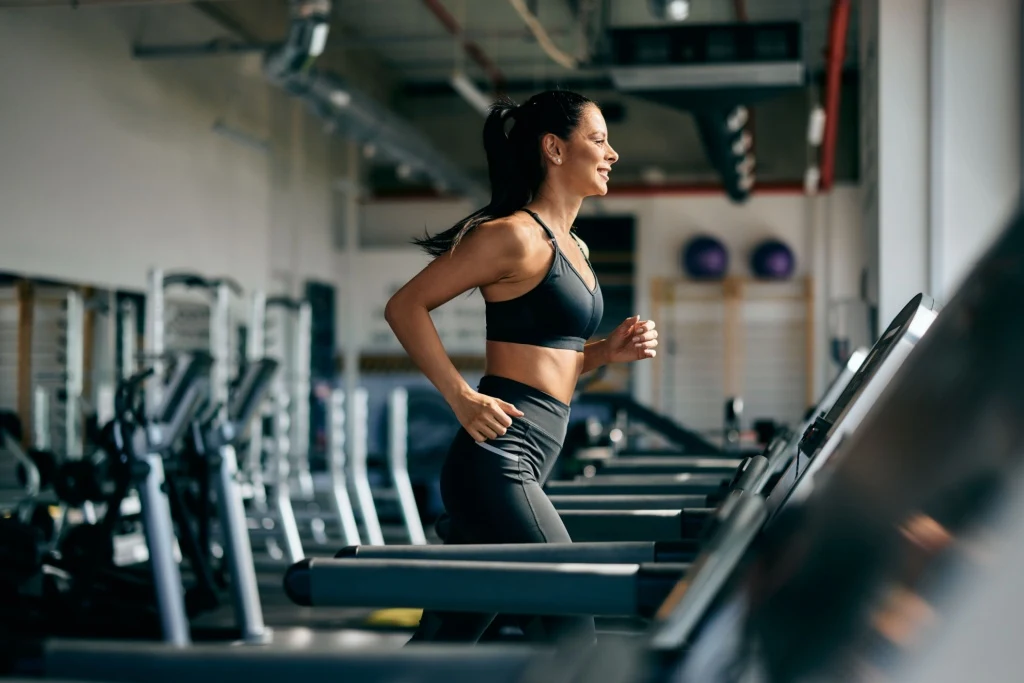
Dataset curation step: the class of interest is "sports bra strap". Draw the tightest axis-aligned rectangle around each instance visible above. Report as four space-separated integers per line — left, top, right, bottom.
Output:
522 209 558 243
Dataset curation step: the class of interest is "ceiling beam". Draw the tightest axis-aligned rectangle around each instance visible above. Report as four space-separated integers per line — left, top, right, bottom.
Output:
419 0 507 92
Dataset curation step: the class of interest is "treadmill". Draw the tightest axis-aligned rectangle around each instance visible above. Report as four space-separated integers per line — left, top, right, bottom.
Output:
545 347 869 512
546 291 935 501
280 292 938 618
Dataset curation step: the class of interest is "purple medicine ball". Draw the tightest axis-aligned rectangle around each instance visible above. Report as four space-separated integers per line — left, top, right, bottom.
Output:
682 235 729 279
751 239 795 280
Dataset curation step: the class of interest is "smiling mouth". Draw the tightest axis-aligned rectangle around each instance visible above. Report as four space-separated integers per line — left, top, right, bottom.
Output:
598 169 611 180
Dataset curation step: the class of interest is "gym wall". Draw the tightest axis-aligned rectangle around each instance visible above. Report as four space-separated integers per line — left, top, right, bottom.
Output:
0 6 339 298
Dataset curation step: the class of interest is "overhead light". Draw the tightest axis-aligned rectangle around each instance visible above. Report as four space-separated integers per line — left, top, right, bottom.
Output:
396 163 414 180
309 23 330 58
362 142 377 159
450 72 493 116
804 166 821 194
649 0 691 21
329 89 351 108
641 166 668 185
727 106 749 132
807 106 827 146
667 0 690 20
732 131 752 155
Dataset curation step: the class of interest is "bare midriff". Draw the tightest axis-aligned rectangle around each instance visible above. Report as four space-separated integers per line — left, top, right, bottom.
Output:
483 341 584 406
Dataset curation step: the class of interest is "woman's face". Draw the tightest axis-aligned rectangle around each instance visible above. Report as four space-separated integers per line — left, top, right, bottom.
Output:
545 104 620 197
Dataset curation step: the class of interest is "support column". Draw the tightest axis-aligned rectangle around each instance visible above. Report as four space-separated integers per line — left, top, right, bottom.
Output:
340 141 361 464
862 0 1022 327
934 0 1022 296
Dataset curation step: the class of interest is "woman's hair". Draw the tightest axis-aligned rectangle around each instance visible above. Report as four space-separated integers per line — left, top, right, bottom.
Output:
413 89 596 257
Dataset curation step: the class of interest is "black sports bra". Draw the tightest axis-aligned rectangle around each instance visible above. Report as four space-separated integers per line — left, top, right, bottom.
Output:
485 210 604 352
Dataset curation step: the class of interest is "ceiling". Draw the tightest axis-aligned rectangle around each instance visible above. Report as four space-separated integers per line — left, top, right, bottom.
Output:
11 0 861 193
335 0 858 89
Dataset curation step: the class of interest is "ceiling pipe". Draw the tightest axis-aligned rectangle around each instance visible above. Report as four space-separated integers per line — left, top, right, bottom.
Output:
420 0 507 92
263 0 486 201
819 0 851 190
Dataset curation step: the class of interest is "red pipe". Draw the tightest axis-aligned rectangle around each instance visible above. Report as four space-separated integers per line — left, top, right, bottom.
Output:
420 0 507 92
820 0 851 190
733 0 749 22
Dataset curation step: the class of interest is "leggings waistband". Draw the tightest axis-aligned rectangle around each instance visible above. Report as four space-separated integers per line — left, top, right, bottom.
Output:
477 375 570 442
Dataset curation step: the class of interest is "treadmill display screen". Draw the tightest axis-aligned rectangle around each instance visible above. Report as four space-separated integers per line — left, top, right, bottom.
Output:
655 211 1024 682
760 293 936 520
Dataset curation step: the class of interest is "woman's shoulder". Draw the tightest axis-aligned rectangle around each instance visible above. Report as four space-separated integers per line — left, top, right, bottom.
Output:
472 212 547 253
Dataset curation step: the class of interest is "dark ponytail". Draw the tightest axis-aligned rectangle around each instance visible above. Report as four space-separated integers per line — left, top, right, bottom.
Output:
413 90 595 258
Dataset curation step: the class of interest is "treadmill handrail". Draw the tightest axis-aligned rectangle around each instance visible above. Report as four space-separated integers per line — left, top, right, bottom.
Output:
650 492 768 648
576 393 722 454
228 358 279 427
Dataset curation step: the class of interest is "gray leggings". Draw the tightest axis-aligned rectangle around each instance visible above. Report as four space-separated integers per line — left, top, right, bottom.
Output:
408 375 596 644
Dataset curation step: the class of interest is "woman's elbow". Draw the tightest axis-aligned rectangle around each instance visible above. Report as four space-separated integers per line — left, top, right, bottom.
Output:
384 294 413 327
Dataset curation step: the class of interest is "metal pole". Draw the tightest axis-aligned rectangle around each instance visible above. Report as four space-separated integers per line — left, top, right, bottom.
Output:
247 291 268 510
214 442 271 643
145 268 165 410
388 387 427 544
341 140 361 510
291 302 314 500
64 290 84 459
327 389 362 545
928 0 945 300
210 283 232 423
120 298 138 381
349 387 384 545
137 451 191 646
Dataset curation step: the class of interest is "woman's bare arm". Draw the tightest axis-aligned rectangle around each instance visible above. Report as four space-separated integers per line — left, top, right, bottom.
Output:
384 219 530 439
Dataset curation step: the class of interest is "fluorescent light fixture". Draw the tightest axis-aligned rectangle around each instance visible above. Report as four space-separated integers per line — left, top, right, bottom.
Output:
667 0 690 20
736 154 756 175
807 105 827 146
732 131 752 155
804 165 821 194
329 89 351 108
310 23 330 58
450 71 493 116
727 106 749 132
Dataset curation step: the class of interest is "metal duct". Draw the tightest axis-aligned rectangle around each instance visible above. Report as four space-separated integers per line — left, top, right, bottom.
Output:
264 0 486 201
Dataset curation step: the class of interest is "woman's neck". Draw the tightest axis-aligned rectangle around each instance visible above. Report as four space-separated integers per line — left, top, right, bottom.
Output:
527 188 583 237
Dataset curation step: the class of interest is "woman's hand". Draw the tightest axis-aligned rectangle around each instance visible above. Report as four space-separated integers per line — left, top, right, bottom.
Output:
605 315 659 363
452 389 526 442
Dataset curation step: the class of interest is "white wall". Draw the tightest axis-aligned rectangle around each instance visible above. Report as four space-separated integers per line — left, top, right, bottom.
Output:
0 6 338 297
862 0 1022 324
937 0 1022 296
877 0 931 326
597 187 863 407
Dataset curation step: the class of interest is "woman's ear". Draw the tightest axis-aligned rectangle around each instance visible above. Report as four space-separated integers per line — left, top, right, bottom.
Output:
541 133 564 164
